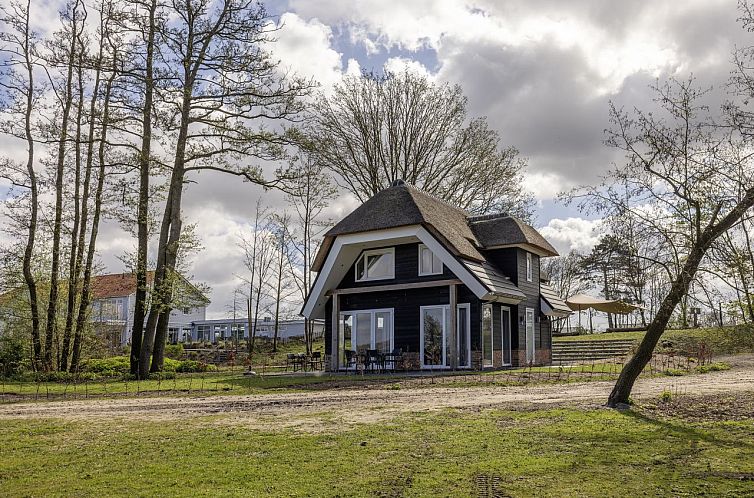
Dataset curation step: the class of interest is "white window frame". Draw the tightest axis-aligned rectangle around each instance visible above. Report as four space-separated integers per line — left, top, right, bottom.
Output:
338 308 394 370
500 305 512 367
418 244 443 276
525 307 536 364
482 303 494 367
420 303 472 369
355 247 395 282
526 252 533 282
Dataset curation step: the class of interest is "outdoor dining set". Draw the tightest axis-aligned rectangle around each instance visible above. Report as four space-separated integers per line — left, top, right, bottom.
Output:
285 351 324 372
285 349 405 373
343 349 404 373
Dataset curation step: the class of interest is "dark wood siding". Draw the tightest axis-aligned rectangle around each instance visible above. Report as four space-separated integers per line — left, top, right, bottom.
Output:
338 242 455 290
324 284 479 356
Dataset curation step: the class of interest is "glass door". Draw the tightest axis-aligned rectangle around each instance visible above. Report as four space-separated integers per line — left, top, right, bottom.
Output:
338 309 394 369
457 304 471 368
482 304 493 367
421 306 445 367
421 304 471 368
525 307 535 364
501 307 512 366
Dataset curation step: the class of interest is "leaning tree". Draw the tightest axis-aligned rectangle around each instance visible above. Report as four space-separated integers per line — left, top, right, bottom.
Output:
569 77 754 407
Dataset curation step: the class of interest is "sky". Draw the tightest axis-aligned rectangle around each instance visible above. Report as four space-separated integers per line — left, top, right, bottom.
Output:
1 0 749 320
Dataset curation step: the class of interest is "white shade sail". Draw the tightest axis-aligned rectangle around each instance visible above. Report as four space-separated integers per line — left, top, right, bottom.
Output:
565 294 643 314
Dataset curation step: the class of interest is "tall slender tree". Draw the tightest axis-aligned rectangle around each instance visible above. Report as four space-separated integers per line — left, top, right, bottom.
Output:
0 0 44 369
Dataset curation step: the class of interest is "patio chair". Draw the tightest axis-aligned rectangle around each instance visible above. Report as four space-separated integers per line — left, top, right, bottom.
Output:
344 350 358 373
285 353 296 372
383 348 403 371
365 349 381 373
309 351 323 371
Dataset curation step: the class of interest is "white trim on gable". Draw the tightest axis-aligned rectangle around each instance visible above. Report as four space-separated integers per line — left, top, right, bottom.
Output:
301 225 492 319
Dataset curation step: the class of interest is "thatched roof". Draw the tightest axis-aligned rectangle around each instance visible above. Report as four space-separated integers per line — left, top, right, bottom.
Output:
469 214 558 257
313 182 558 271
323 183 485 262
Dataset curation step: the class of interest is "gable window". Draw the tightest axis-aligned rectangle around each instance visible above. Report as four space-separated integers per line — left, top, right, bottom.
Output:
526 252 533 282
418 244 443 276
355 247 395 282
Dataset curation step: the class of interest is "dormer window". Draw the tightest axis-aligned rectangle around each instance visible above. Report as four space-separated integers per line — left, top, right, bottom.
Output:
355 247 395 281
526 252 533 282
418 244 443 276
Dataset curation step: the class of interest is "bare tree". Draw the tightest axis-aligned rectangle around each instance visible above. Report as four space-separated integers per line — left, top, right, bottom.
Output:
70 0 120 372
270 212 296 352
42 0 85 371
283 155 337 354
541 251 588 333
0 0 44 369
570 77 754 407
139 0 311 376
308 69 534 217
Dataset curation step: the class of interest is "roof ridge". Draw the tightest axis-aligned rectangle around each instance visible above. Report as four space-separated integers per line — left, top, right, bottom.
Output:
467 212 512 223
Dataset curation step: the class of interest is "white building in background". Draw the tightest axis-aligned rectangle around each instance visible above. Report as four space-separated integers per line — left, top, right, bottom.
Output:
90 272 322 346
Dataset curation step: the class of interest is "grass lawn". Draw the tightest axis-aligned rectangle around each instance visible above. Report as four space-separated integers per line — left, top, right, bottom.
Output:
1 404 753 496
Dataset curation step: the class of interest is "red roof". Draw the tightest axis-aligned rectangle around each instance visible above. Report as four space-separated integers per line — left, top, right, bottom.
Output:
90 272 155 299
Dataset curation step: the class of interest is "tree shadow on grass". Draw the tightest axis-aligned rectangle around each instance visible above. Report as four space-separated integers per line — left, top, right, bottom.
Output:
619 409 754 452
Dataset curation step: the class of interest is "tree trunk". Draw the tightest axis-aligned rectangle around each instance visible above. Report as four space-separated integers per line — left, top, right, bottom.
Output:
44 2 80 371
608 187 754 407
129 0 157 376
18 0 42 370
272 232 284 353
70 57 114 372
62 38 92 371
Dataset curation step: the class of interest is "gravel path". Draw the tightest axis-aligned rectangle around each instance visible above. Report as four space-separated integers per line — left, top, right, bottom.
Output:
1 355 752 423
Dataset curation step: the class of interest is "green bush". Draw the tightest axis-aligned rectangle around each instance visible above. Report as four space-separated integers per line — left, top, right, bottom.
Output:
696 362 730 374
164 343 185 360
80 356 131 377
175 360 216 373
0 334 25 377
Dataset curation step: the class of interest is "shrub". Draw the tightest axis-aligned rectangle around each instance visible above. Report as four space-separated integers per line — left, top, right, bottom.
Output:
175 360 216 373
164 343 185 360
659 390 673 402
0 335 25 377
696 362 730 374
80 356 130 377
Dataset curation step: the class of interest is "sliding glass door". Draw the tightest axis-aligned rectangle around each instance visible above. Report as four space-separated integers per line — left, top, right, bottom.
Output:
338 309 394 368
501 306 512 366
482 304 493 367
420 304 471 368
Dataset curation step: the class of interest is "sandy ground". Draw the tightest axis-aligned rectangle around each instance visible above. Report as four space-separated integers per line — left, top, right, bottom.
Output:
1 354 752 427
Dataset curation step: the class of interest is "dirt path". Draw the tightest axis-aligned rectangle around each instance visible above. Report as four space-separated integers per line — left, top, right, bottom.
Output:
2 355 753 425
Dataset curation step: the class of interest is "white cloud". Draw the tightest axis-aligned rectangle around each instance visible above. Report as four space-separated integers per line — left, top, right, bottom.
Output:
383 57 432 78
272 12 345 88
538 217 603 254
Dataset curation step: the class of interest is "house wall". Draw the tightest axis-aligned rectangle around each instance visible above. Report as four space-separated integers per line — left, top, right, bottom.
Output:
483 247 550 366
324 241 552 368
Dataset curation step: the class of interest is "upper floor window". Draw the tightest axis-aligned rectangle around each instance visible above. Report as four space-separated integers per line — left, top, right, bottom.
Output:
183 307 191 314
355 247 395 282
526 252 533 282
418 244 443 276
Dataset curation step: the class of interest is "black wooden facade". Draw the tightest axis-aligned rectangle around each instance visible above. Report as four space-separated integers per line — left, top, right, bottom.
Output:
323 242 552 368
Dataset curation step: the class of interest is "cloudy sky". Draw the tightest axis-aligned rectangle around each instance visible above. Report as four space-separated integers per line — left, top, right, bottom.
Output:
2 0 749 319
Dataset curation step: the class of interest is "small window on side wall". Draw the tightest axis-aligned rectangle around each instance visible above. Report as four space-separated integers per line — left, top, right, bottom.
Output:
355 247 395 281
526 252 533 282
418 244 443 276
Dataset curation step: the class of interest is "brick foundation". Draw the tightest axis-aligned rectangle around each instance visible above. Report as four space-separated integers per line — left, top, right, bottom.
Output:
513 348 552 367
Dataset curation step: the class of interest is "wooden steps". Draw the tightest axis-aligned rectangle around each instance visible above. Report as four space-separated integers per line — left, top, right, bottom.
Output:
551 339 636 364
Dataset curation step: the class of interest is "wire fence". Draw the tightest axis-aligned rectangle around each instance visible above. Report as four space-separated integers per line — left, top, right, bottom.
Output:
0 350 717 405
